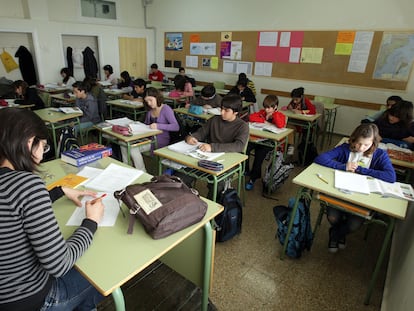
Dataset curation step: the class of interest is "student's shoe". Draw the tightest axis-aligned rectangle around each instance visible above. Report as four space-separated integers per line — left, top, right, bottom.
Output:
287 145 295 156
338 236 346 250
245 180 255 191
328 228 339 253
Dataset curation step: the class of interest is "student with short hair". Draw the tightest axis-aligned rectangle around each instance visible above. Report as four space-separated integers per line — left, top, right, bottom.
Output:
245 95 286 190
123 78 147 102
59 67 76 87
13 80 45 110
179 67 196 86
103 64 117 87
229 78 256 103
72 81 101 134
374 100 414 150
193 85 222 108
314 123 395 253
148 63 165 82
0 107 104 311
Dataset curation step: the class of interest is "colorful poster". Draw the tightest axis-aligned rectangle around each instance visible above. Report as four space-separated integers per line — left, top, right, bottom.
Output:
165 33 183 51
190 34 200 43
210 57 219 69
231 41 242 60
220 42 231 59
337 31 356 43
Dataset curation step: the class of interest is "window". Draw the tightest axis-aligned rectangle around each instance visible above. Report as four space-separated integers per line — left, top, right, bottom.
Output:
80 0 117 20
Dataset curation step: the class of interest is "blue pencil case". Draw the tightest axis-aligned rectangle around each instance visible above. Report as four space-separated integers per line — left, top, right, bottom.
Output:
198 160 223 171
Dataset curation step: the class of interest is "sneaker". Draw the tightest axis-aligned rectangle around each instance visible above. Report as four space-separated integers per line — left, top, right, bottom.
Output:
328 228 339 253
245 180 255 191
287 145 295 156
338 236 346 250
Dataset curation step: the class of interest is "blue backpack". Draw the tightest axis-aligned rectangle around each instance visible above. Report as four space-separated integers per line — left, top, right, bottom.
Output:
215 188 243 242
273 196 313 258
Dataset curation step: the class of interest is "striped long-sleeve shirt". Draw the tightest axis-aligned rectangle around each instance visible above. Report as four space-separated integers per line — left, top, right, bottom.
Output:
0 167 97 310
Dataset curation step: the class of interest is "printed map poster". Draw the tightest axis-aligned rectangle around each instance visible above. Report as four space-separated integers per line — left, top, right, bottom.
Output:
165 33 183 51
373 32 414 81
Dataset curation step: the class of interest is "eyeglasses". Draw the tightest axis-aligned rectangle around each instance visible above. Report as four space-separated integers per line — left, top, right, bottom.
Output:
43 143 50 153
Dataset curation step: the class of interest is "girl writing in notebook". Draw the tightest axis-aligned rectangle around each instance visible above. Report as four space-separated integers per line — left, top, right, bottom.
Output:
314 123 395 253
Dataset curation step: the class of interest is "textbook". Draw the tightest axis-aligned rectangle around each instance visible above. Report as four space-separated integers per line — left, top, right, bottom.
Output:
249 122 289 134
334 170 414 201
46 174 88 191
61 143 113 167
50 107 83 114
167 140 224 161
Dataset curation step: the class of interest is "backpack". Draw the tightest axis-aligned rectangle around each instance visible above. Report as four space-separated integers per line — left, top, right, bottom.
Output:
273 196 313 258
57 126 80 157
298 139 319 166
262 151 294 194
169 112 189 144
215 188 243 242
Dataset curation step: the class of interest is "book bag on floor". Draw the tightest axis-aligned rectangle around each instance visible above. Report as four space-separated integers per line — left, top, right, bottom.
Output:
298 137 319 166
262 151 294 194
57 126 80 157
273 196 313 258
215 187 243 242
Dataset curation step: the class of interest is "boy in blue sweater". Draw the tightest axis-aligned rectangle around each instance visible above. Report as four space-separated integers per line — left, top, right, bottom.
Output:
314 123 395 253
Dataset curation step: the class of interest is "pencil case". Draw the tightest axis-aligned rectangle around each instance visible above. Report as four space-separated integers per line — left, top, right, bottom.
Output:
112 125 132 136
198 160 223 171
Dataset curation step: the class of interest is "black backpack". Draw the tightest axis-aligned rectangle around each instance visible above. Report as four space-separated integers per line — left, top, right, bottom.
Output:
273 196 313 258
57 126 80 157
262 151 294 194
169 112 188 144
215 188 243 242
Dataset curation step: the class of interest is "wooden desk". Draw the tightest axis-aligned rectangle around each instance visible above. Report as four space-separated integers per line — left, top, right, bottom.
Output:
95 126 161 166
50 93 76 107
162 92 188 109
0 99 34 109
104 88 130 100
40 157 223 311
249 126 294 195
285 163 407 304
281 110 321 166
35 108 83 158
154 147 247 202
193 85 229 96
106 99 146 121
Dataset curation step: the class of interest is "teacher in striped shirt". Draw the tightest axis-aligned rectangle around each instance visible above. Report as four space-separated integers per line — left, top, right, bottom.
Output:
0 108 104 311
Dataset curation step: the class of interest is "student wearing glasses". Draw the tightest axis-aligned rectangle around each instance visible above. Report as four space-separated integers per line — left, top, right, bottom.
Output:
0 108 104 311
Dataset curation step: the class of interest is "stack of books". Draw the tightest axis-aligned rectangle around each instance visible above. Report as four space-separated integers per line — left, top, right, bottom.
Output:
61 143 112 166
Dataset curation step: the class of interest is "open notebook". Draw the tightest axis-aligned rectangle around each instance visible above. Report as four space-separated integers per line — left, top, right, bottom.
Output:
167 140 224 161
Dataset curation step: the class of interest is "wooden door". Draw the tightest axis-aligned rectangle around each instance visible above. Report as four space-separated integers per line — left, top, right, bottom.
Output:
118 37 147 79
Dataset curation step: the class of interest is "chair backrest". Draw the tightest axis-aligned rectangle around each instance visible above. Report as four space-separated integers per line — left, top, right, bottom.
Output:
312 101 325 133
314 95 335 108
151 81 163 87
213 81 225 90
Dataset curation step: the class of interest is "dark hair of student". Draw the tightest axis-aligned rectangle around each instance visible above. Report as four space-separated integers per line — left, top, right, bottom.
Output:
348 123 380 156
387 95 402 103
144 87 164 109
60 67 73 83
72 81 88 92
0 107 48 172
12 80 28 94
103 64 113 74
179 67 185 72
238 72 247 80
150 63 158 69
385 100 414 127
83 76 98 92
236 78 248 88
133 78 146 88
262 95 279 109
221 93 243 113
120 71 131 82
173 74 186 91
201 85 216 98
291 87 305 98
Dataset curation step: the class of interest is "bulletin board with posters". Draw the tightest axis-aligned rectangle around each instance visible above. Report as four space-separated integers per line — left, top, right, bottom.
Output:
164 30 414 90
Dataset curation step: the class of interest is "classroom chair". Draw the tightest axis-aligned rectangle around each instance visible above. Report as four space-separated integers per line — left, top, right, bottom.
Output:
312 101 326 149
151 81 163 87
213 81 225 90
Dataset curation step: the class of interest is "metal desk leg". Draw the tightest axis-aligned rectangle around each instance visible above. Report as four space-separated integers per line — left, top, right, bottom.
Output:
212 176 218 202
202 221 213 311
364 217 395 305
127 143 133 166
111 287 126 311
280 186 306 259
301 122 312 166
50 123 59 159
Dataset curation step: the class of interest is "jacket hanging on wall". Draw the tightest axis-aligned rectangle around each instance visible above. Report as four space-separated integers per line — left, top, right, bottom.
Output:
82 46 98 79
66 46 74 77
15 46 38 86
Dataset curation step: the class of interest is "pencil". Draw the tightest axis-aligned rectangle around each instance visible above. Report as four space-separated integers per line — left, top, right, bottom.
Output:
316 174 329 184
90 193 107 204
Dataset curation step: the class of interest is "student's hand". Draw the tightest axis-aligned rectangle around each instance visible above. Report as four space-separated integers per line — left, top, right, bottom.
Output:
61 187 97 207
85 199 105 224
185 102 191 109
403 136 414 144
149 123 158 129
346 162 358 172
266 111 273 120
199 143 212 152
186 135 198 145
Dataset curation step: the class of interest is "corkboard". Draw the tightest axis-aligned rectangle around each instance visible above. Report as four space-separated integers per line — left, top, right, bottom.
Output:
165 30 412 91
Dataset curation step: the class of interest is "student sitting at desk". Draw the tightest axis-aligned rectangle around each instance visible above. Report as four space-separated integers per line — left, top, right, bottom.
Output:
229 77 256 103
286 87 316 115
103 64 117 87
314 123 396 253
179 67 196 87
121 87 179 171
361 95 402 123
169 74 194 98
117 70 134 91
72 81 101 135
374 100 414 150
192 85 222 108
180 94 249 199
84 76 108 119
238 72 256 96
245 95 287 190
13 80 45 110
0 107 104 311
148 63 165 82
59 67 76 87
123 78 147 102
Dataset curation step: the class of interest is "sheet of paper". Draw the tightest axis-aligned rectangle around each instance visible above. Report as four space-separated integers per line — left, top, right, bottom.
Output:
77 166 104 180
334 170 370 194
83 163 143 192
168 140 200 154
66 192 120 227
128 122 154 134
106 117 134 126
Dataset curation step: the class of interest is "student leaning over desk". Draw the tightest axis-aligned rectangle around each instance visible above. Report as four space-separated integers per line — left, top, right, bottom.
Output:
287 86 316 115
314 123 395 253
13 79 45 110
0 108 104 311
123 78 147 102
